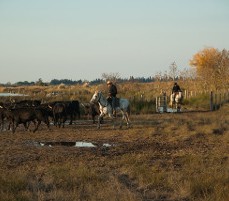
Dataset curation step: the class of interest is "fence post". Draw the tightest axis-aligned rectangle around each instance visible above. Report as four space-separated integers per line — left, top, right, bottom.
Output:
219 93 222 107
184 90 187 99
210 91 213 111
228 90 229 103
162 92 167 112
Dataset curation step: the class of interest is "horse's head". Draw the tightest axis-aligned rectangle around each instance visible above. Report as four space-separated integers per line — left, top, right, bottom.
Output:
90 91 101 104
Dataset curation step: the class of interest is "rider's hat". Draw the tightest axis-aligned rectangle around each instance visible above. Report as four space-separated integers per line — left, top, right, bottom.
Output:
107 80 112 85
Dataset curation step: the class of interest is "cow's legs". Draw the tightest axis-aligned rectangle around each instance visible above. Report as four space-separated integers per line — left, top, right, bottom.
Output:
13 122 19 133
33 121 41 133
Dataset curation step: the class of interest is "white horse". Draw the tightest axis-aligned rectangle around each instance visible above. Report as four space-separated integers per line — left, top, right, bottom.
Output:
169 92 183 112
90 91 130 129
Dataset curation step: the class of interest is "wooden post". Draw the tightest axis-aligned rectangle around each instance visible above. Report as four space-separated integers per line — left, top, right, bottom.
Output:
215 93 218 110
210 91 213 111
228 91 229 103
163 92 167 112
184 90 187 99
219 93 222 107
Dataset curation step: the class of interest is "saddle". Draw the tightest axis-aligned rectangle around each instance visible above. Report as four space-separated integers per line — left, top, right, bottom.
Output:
107 97 120 107
114 98 120 107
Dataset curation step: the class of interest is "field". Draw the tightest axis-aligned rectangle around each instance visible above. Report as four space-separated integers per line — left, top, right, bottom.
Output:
0 102 229 201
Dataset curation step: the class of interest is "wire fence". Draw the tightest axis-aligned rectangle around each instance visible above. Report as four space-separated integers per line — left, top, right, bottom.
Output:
155 90 229 113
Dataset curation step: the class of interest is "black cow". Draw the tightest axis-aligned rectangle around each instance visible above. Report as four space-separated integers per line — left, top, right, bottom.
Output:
0 101 14 110
8 107 50 133
52 103 67 128
38 103 54 119
0 106 13 131
64 100 80 125
0 107 6 131
47 100 80 126
81 102 103 124
12 100 41 108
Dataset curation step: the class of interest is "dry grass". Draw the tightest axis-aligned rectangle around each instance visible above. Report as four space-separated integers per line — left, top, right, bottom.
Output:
0 80 202 98
0 101 229 201
1 81 214 114
0 81 228 200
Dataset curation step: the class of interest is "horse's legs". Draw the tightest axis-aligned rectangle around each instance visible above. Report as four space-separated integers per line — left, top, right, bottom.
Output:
177 102 181 112
119 110 130 129
106 111 115 129
97 114 105 129
119 114 124 129
123 112 130 128
112 117 115 129
110 114 116 129
107 109 116 129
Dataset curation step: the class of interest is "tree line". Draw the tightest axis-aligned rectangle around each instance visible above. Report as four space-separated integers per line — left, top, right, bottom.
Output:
1 47 228 91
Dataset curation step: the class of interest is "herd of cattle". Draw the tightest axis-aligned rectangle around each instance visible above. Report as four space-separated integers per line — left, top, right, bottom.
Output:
0 99 100 133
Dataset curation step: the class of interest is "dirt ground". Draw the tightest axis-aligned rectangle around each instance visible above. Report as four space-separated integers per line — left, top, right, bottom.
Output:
0 106 229 201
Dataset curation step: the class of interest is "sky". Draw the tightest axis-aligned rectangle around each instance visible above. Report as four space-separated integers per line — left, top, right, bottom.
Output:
0 0 229 83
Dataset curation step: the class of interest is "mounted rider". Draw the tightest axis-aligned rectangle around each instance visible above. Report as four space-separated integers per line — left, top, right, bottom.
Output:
171 82 182 102
106 80 117 115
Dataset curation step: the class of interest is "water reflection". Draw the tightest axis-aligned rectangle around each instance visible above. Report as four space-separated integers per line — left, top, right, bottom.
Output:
75 142 96 147
0 93 28 97
37 141 112 148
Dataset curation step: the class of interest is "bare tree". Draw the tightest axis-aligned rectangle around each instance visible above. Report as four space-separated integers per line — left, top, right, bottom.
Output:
101 72 121 83
169 62 178 81
154 71 163 81
179 67 196 81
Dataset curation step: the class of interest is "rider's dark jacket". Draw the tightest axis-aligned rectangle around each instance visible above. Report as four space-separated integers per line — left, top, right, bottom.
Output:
172 84 181 93
108 84 117 97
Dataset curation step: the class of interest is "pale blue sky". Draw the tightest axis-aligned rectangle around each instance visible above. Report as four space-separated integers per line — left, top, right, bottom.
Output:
0 0 229 83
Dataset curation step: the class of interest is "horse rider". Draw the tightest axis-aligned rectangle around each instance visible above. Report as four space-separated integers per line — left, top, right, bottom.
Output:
106 80 117 115
172 82 182 102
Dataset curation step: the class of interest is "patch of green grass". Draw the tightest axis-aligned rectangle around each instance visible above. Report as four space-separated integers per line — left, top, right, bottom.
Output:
183 94 210 110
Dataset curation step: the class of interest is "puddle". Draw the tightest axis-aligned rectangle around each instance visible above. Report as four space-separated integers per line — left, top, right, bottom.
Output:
103 143 112 147
0 93 28 97
34 141 112 148
75 142 96 147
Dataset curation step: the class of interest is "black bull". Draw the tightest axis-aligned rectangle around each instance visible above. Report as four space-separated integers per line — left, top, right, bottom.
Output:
49 100 80 126
81 102 103 124
7 107 50 133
